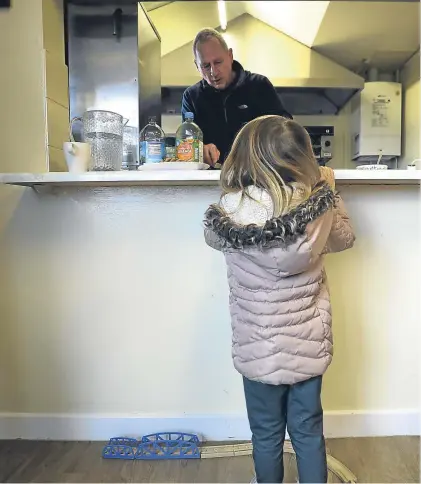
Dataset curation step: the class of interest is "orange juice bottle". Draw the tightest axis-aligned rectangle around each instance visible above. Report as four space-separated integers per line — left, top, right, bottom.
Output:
175 112 203 163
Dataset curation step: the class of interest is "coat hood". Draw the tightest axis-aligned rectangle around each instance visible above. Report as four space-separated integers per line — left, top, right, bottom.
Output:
204 183 335 250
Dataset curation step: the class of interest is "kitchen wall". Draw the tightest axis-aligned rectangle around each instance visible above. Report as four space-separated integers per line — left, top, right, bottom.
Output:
0 182 419 439
0 0 68 173
0 0 55 173
399 51 420 168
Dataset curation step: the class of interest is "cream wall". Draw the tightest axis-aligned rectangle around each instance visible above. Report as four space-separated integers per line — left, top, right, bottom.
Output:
0 182 419 440
399 51 420 168
0 0 68 173
0 1 45 173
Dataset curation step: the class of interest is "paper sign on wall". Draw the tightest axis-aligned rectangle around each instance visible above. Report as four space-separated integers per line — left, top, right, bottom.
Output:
371 96 391 128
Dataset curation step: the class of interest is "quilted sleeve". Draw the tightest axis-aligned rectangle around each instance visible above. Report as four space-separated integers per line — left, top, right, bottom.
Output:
204 228 224 252
325 194 355 254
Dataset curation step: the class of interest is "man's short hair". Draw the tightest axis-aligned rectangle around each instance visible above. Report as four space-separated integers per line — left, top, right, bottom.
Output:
193 28 229 58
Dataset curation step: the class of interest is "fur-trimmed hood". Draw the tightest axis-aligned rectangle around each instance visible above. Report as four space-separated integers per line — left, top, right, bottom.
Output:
204 183 335 250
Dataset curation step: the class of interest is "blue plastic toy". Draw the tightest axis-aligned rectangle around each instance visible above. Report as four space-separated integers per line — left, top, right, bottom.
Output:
102 432 201 461
102 443 136 460
110 437 138 446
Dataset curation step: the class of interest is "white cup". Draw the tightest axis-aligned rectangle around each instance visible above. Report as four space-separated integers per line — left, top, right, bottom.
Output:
63 142 91 173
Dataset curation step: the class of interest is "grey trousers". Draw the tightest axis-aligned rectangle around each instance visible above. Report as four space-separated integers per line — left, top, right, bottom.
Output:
243 376 327 484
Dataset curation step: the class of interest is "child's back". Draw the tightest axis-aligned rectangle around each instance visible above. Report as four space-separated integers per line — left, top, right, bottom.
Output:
203 115 355 484
205 182 354 386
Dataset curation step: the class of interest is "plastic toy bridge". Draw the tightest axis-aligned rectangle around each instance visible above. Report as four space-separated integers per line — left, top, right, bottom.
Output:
102 433 201 460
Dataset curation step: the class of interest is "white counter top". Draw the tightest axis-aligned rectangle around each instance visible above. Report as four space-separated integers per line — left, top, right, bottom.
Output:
0 169 420 188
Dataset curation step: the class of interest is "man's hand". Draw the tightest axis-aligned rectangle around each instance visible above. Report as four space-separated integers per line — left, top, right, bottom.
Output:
204 144 220 167
320 166 335 191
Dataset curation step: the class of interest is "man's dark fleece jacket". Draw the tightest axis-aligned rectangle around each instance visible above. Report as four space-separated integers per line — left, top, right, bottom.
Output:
181 61 292 164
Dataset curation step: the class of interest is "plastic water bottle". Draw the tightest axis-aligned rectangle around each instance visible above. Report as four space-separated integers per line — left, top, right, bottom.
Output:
176 112 203 163
139 116 166 164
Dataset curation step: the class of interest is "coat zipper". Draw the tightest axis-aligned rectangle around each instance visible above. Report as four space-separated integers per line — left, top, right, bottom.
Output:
223 93 232 124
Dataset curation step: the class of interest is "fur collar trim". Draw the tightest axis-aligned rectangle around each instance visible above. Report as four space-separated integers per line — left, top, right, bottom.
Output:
204 183 335 249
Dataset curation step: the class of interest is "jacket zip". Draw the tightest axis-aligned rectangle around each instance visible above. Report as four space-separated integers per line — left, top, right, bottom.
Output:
223 93 232 124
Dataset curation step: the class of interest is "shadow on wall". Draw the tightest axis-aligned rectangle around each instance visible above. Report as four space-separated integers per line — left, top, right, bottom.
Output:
323 185 420 414
0 185 236 422
323 241 366 411
0 185 28 416
0 186 100 423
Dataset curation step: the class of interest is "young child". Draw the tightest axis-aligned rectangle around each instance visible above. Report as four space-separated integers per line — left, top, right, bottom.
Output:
203 115 355 484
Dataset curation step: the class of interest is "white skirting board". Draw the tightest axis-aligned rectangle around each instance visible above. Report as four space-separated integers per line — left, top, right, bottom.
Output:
0 410 419 440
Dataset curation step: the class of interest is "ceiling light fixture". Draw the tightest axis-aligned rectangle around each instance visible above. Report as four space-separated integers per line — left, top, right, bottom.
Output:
218 0 227 31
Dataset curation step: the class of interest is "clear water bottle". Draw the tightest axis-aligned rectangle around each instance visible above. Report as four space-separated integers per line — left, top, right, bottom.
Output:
139 116 166 164
176 112 203 163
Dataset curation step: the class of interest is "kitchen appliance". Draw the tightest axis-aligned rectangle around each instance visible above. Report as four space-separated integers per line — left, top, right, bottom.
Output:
304 126 334 166
70 110 126 171
351 82 402 162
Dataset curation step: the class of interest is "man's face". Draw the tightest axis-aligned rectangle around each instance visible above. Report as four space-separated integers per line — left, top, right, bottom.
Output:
195 38 234 90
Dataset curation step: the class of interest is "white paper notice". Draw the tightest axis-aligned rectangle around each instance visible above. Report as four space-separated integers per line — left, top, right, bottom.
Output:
371 97 391 128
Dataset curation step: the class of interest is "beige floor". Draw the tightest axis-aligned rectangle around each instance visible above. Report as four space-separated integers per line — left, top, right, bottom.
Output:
0 437 419 483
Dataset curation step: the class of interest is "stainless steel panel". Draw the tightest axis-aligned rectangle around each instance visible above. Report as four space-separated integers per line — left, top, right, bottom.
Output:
67 3 137 140
67 1 162 168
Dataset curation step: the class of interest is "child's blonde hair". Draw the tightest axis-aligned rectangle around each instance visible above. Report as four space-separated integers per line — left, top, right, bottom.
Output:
221 115 322 217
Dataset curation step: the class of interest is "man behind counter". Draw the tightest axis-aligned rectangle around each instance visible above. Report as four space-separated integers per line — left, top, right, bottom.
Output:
181 28 292 167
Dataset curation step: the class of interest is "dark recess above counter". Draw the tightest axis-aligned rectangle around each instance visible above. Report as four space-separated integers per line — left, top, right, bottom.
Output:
161 86 359 116
274 87 358 116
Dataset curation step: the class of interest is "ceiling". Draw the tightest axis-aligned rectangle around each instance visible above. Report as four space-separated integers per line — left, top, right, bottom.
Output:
144 1 174 11
242 1 329 47
148 1 246 56
148 0 420 72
